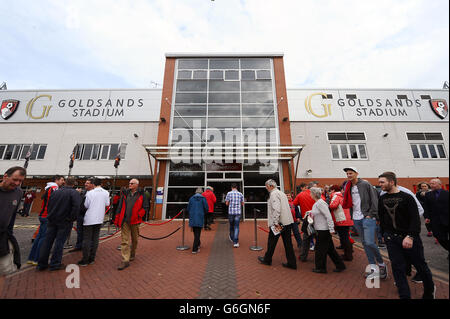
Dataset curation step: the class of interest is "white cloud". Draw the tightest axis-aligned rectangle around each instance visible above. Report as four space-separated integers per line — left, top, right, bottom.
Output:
1 0 448 89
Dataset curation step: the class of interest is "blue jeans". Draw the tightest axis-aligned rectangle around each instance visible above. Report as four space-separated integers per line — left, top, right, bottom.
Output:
376 224 384 244
291 222 302 248
228 214 241 244
38 222 72 268
353 218 383 265
28 217 48 262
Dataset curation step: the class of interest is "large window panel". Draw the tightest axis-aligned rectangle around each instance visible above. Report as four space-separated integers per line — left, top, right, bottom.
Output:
244 171 279 186
170 161 203 171
208 104 240 116
108 144 119 160
240 58 271 69
82 144 93 160
411 145 420 158
11 145 21 160
176 80 207 92
168 172 205 186
225 70 239 80
209 80 239 91
20 145 31 159
210 59 239 69
177 70 192 79
37 145 47 160
209 70 223 80
208 93 240 103
241 70 256 80
178 59 208 69
166 204 188 219
175 105 207 117
419 144 429 158
242 104 274 116
242 117 275 128
256 70 271 79
175 93 207 104
208 117 241 128
241 80 272 92
437 145 446 158
242 92 273 103
244 204 267 219
193 71 208 79
173 117 206 129
167 187 199 202
244 187 269 202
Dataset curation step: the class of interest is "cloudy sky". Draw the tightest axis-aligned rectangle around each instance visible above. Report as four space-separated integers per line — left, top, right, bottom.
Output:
1 0 448 90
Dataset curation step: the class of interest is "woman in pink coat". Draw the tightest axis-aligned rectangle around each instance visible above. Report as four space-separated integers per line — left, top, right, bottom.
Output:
329 185 354 261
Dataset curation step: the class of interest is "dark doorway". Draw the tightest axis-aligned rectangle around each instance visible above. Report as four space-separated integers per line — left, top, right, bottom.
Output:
207 181 242 220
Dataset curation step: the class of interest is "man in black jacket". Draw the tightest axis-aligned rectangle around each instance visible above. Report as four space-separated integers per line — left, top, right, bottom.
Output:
37 177 81 271
423 178 449 255
378 172 435 299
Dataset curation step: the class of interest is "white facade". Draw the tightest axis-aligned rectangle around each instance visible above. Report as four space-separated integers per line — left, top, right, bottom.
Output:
288 88 449 180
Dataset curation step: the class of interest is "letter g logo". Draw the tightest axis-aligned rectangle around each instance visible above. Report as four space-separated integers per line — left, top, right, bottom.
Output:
305 93 332 118
26 95 53 119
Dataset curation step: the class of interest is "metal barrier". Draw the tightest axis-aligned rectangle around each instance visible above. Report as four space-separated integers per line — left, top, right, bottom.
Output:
250 208 263 251
176 209 190 251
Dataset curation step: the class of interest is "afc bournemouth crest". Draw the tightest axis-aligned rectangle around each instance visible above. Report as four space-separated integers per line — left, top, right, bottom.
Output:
430 99 448 119
1 99 20 120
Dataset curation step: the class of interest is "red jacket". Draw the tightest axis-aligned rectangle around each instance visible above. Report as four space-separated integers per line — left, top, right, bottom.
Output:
329 191 354 227
293 190 316 219
288 199 296 220
114 189 148 227
202 190 216 213
40 185 58 218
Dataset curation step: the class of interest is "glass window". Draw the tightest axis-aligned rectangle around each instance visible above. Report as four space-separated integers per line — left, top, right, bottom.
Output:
256 70 271 79
177 70 192 79
171 129 206 144
208 104 240 116
244 203 267 219
176 80 207 92
437 144 446 158
340 145 349 159
173 117 206 129
91 144 100 160
419 144 429 158
411 144 420 158
358 145 367 159
208 80 239 91
349 144 358 159
242 104 274 116
20 145 31 159
205 162 242 171
166 204 188 219
209 70 223 80
242 92 273 103
167 187 198 202
225 173 241 178
331 145 339 159
244 171 279 186
241 70 256 80
170 162 203 171
244 187 269 202
30 144 39 160
3 145 14 160
0 145 5 159
11 144 21 160
207 172 223 178
82 144 93 160
225 70 239 80
193 70 207 79
101 145 110 159
109 144 119 160
328 133 347 140
168 172 205 186
241 80 272 92
210 59 239 69
242 117 275 128
37 145 47 160
428 144 438 158
178 59 208 69
243 160 278 172
175 105 207 117
207 117 241 128
175 93 207 104
208 93 240 103
240 58 271 69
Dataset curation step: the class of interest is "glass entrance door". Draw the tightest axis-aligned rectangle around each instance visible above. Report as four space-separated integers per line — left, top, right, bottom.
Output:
207 180 242 220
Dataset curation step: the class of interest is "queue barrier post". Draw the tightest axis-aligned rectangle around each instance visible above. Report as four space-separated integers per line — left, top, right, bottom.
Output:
250 208 263 251
176 209 190 251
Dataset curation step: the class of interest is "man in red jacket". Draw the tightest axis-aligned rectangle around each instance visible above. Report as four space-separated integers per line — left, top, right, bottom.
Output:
114 179 149 270
293 181 317 262
202 186 216 230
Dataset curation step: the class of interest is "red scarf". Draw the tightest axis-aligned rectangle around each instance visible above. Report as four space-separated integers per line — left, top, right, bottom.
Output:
342 181 353 209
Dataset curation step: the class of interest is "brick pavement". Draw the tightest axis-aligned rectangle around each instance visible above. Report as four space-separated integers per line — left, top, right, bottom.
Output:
1 220 448 299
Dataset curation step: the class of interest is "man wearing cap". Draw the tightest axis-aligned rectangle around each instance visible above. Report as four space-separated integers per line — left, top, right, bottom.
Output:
342 167 387 280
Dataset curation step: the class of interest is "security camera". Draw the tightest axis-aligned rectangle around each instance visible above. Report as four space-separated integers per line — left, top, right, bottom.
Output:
133 133 139 138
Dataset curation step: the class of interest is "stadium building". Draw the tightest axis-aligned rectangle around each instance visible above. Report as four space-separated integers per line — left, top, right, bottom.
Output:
0 53 448 220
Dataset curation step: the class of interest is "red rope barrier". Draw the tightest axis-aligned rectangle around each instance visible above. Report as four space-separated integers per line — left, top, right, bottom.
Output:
142 209 183 226
99 229 121 241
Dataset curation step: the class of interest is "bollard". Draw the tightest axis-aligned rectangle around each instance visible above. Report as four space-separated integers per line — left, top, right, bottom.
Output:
176 209 190 251
250 208 263 251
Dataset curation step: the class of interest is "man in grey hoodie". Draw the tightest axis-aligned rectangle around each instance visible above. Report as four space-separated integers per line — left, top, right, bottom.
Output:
342 167 387 280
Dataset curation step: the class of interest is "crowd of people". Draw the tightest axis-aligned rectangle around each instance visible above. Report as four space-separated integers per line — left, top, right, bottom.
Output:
0 165 448 299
